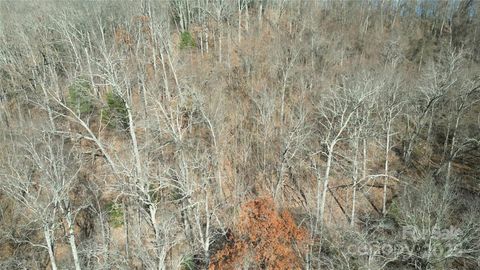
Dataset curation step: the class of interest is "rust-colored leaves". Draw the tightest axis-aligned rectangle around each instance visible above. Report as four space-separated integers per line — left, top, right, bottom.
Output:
209 197 308 269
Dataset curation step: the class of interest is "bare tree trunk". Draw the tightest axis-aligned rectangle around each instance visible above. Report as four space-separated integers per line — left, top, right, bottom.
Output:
148 204 165 270
363 138 368 181
66 210 82 270
238 0 242 43
218 28 222 63
442 116 452 163
202 110 225 200
391 2 398 29
258 2 263 30
380 0 385 31
179 4 185 32
44 225 58 270
383 119 391 216
426 104 435 145
227 21 232 69
195 188 211 265
446 114 460 182
84 48 98 98
318 145 334 255
158 48 171 99
200 32 204 56
125 100 142 180
245 1 249 32
351 136 359 226
205 28 209 54
123 201 130 262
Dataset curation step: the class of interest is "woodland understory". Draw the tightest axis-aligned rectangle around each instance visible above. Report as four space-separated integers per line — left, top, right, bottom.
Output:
0 1 480 269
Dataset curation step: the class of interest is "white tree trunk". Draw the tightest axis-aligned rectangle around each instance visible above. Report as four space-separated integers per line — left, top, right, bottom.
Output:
238 0 242 43
149 205 164 270
66 211 82 270
446 114 460 182
43 225 58 270
351 136 359 226
258 3 263 30
203 191 210 264
318 144 334 255
383 120 391 216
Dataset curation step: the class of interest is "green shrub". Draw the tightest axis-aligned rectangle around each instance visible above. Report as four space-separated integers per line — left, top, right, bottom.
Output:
68 78 93 115
105 202 124 228
170 185 185 202
179 31 196 49
180 254 195 270
102 91 129 129
386 199 401 224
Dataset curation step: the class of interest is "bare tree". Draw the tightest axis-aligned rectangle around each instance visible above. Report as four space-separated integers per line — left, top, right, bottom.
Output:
312 76 374 254
403 48 462 164
378 74 404 216
0 130 83 270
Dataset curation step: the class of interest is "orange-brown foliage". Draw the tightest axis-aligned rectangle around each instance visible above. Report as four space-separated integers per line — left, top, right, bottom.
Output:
209 197 308 269
114 26 133 48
